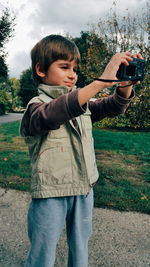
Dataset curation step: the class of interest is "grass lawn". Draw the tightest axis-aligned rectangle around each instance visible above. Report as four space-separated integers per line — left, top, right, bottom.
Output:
0 121 150 214
0 121 31 191
93 128 150 214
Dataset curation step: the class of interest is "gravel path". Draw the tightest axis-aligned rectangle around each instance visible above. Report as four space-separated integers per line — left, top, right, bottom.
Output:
0 113 23 125
0 188 150 267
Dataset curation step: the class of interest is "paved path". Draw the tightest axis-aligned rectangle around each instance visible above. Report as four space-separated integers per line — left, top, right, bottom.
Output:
0 113 23 124
0 188 150 267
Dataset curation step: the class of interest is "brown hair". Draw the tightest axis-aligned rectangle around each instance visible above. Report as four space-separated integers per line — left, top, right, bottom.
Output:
31 34 80 84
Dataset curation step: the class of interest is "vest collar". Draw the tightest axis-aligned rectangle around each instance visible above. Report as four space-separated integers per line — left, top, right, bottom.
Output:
38 83 76 99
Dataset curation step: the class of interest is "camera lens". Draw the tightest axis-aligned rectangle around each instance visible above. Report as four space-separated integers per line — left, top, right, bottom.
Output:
126 65 136 77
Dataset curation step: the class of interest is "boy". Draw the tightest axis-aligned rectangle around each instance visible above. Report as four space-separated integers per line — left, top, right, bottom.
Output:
20 34 142 267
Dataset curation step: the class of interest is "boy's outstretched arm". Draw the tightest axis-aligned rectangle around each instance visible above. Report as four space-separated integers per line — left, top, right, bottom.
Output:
78 52 143 106
27 52 143 136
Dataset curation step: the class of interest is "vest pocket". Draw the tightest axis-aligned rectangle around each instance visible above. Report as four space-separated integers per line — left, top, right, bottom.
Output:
35 146 73 185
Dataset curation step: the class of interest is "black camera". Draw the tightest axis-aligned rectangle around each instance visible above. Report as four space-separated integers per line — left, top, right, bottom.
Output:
116 58 146 81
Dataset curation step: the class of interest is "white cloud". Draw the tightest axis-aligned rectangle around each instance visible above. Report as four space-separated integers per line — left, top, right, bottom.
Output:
28 0 110 37
8 51 30 78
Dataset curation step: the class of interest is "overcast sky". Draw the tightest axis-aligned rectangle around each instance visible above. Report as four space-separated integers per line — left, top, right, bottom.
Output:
0 0 148 78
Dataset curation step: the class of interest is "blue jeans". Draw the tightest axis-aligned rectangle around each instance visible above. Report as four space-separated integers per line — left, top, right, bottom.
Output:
24 189 93 267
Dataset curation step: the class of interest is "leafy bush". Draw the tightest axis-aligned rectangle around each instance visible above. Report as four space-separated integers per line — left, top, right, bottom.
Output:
0 103 5 115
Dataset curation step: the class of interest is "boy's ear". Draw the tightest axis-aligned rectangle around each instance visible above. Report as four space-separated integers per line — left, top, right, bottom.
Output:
35 63 46 78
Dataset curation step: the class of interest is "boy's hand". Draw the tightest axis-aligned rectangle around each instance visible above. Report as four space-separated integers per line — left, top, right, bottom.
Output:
78 52 144 105
118 53 144 88
99 52 133 88
99 52 144 98
117 53 144 98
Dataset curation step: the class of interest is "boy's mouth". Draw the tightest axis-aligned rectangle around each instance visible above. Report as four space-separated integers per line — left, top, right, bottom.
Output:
64 81 74 88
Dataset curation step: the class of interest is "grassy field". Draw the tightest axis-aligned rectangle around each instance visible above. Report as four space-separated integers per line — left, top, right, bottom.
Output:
0 121 150 214
0 121 31 191
93 128 150 214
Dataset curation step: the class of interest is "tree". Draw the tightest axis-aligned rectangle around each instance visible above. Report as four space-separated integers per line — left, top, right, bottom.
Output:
19 68 37 107
0 81 12 113
90 1 150 129
0 8 15 114
0 56 8 81
0 8 15 81
8 78 20 109
73 31 112 88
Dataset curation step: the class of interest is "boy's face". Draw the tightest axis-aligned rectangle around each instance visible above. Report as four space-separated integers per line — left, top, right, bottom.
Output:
40 59 78 90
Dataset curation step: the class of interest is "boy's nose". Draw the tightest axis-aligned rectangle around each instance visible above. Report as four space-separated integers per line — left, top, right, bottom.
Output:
68 69 76 79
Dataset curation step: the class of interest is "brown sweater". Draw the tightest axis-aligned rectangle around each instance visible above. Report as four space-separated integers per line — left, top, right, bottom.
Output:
27 88 133 136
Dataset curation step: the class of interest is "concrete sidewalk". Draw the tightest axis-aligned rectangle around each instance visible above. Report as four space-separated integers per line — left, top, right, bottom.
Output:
0 113 23 125
0 188 150 267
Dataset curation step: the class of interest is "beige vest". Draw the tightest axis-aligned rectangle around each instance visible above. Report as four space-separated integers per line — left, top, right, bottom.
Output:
20 84 99 198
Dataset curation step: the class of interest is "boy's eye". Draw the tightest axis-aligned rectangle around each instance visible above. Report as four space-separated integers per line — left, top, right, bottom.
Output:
61 65 68 69
60 65 78 72
73 68 77 73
